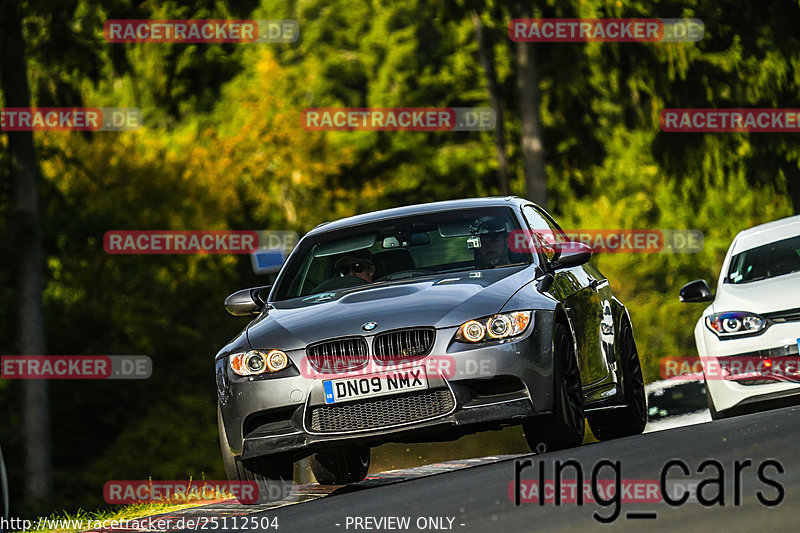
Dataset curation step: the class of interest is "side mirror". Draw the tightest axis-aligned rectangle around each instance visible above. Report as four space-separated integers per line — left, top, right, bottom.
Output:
679 279 714 303
551 241 592 269
224 285 272 316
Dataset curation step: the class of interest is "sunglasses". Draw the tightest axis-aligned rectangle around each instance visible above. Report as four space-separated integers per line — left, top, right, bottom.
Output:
338 262 370 276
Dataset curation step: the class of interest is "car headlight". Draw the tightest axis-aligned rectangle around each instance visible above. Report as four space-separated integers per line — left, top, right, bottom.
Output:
705 312 767 338
455 311 532 343
230 350 290 376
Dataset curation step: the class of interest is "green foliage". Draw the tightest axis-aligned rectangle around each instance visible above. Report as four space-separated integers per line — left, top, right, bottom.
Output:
57 395 223 511
552 125 791 380
0 0 798 517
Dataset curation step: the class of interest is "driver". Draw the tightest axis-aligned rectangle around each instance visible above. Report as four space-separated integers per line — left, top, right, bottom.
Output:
472 216 512 268
312 249 376 292
334 250 376 283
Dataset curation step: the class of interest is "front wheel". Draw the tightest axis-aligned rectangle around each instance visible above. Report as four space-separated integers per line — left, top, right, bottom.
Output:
218 404 294 503
523 322 585 453
310 446 370 485
587 320 647 440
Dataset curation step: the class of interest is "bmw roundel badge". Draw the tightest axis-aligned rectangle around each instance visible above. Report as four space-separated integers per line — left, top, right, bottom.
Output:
362 321 378 332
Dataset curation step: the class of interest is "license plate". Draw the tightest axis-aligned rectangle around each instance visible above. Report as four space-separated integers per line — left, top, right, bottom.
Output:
323 366 428 404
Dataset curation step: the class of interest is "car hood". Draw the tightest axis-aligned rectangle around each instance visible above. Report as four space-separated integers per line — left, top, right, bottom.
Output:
712 270 800 315
246 266 539 351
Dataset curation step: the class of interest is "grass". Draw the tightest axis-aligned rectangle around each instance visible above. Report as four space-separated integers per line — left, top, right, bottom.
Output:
17 493 233 533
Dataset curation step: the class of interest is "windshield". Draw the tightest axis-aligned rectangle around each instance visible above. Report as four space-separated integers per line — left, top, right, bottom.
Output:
273 207 531 301
725 235 800 284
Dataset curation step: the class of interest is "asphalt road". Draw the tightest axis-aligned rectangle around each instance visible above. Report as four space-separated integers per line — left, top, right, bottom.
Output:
243 405 800 533
117 406 798 533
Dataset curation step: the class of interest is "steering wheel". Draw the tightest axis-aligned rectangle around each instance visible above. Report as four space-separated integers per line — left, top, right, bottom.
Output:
376 269 434 281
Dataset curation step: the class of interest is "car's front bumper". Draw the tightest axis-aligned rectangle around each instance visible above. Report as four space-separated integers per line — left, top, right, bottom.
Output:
217 311 556 460
697 320 800 413
239 393 536 461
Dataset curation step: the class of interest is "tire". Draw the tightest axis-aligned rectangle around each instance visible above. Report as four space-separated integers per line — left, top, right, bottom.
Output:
217 404 294 503
587 320 647 440
310 446 371 485
523 322 585 453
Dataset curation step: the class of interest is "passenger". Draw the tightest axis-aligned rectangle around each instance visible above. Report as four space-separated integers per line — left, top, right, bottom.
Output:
473 217 511 267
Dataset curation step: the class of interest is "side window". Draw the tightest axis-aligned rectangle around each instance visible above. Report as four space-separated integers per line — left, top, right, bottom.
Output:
534 206 568 237
521 205 564 263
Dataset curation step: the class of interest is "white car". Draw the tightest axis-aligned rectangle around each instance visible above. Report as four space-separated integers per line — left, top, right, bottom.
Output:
680 214 800 419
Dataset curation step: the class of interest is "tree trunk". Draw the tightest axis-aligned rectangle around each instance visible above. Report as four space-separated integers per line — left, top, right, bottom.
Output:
512 3 547 207
0 0 52 506
472 12 509 196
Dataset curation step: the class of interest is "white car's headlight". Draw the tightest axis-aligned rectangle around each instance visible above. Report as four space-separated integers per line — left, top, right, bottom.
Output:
230 350 290 376
705 312 767 338
455 311 532 343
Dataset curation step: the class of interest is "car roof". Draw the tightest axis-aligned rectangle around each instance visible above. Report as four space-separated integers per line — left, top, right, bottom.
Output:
731 214 800 254
306 196 528 236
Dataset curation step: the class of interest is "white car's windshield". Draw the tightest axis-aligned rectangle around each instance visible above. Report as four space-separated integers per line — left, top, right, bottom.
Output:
726 235 800 284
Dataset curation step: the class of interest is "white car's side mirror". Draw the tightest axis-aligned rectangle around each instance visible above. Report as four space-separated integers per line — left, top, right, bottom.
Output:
679 279 714 303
